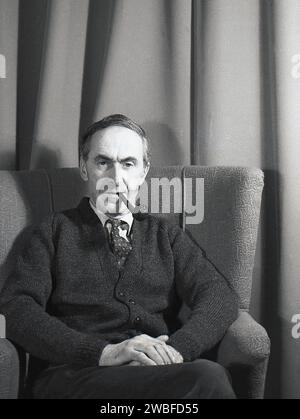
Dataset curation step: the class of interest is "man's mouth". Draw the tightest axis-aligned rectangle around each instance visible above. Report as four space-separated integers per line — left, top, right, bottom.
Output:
99 191 126 197
118 192 137 213
95 191 136 213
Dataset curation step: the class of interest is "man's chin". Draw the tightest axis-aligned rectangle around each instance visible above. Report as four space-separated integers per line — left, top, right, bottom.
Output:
97 202 130 217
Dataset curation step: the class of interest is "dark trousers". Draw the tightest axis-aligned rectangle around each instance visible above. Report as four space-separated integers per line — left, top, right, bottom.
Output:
32 359 236 399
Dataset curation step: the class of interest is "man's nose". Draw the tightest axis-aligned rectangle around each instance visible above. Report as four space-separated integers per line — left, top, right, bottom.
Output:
109 164 123 188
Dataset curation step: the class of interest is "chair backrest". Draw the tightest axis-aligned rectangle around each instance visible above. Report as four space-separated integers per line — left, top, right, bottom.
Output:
0 166 264 316
0 170 52 293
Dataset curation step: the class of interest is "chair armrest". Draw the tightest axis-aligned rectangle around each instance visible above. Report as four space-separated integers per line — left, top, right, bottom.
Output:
0 338 20 399
217 311 270 368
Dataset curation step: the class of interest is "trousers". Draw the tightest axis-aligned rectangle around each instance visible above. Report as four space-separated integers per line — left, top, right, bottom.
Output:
32 359 236 399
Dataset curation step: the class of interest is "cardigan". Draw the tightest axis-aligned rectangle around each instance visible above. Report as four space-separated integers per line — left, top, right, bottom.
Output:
0 197 238 368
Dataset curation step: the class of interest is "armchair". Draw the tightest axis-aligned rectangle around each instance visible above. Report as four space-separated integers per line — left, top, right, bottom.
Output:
0 166 270 399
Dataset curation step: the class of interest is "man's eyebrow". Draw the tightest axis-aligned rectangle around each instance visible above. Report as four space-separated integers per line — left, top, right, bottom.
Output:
94 154 138 163
94 154 112 161
120 157 138 163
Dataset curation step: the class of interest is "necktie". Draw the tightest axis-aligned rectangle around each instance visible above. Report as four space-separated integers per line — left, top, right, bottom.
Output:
106 219 133 267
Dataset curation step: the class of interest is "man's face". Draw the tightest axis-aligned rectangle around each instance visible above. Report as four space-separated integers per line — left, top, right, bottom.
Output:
80 126 149 217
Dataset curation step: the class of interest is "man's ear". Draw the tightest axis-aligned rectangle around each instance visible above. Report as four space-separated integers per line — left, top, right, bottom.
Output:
79 158 89 181
141 162 150 182
137 163 150 188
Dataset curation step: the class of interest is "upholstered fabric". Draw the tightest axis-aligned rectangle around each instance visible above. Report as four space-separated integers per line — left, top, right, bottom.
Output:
183 167 264 310
0 170 52 292
0 336 19 399
0 170 52 398
146 166 184 226
0 166 269 399
218 311 270 366
217 310 270 399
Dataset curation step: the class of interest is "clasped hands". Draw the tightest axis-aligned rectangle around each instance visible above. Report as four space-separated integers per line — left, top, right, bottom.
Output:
99 334 183 367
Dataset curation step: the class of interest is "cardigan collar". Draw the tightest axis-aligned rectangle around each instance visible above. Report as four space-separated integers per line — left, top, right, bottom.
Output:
77 196 146 228
77 197 146 283
88 198 134 234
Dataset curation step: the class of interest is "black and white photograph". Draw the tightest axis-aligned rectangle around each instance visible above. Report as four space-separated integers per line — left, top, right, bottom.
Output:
0 0 299 401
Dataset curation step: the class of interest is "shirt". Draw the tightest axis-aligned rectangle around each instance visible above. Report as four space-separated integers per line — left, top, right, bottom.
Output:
89 199 133 242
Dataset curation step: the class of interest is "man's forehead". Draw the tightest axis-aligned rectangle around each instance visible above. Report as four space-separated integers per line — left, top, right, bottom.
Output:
90 126 144 155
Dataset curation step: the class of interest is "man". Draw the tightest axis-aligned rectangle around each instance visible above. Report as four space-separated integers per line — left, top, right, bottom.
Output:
0 114 238 399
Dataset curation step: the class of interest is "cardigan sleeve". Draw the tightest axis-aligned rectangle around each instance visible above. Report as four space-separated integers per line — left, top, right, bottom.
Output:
167 226 239 362
0 216 108 367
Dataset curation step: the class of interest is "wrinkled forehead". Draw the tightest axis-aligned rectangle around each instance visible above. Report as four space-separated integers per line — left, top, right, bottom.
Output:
89 126 144 161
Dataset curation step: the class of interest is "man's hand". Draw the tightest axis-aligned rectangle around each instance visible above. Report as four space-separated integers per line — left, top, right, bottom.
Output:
128 342 183 366
99 334 183 366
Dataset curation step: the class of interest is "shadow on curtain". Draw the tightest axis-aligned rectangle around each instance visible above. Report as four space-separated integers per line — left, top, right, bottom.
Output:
17 0 49 170
79 0 116 141
259 0 282 398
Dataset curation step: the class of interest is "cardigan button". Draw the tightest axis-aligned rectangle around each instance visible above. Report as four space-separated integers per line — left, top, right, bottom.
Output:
118 291 125 297
134 316 141 323
128 299 135 305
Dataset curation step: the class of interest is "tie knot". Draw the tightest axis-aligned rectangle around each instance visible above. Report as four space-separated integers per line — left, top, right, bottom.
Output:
109 219 122 228
106 219 129 232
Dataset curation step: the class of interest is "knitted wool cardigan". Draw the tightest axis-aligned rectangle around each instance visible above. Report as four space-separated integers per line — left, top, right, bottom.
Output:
0 197 238 368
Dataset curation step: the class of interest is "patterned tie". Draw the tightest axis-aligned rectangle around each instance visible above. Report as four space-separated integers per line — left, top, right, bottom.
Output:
106 219 133 267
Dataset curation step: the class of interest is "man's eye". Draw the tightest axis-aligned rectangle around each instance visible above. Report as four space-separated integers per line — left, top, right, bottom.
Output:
98 161 107 167
124 162 134 168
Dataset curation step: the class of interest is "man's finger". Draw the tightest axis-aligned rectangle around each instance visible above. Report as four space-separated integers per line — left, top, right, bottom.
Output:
155 336 182 364
132 351 157 366
154 344 172 365
167 345 184 363
128 360 142 366
160 344 180 364
156 335 169 342
155 342 180 364
144 346 166 365
137 334 169 349
141 334 169 344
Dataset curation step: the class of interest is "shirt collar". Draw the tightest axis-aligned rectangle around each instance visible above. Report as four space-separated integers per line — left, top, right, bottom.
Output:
89 199 134 233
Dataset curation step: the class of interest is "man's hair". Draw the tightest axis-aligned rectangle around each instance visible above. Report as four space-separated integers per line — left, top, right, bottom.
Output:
80 114 150 166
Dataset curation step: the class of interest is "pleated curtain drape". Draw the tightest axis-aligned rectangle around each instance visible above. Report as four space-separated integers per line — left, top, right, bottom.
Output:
0 0 192 170
193 0 300 399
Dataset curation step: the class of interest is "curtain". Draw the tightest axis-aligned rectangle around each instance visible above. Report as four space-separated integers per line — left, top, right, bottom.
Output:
193 0 300 399
1 0 300 398
0 0 18 169
0 0 191 170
